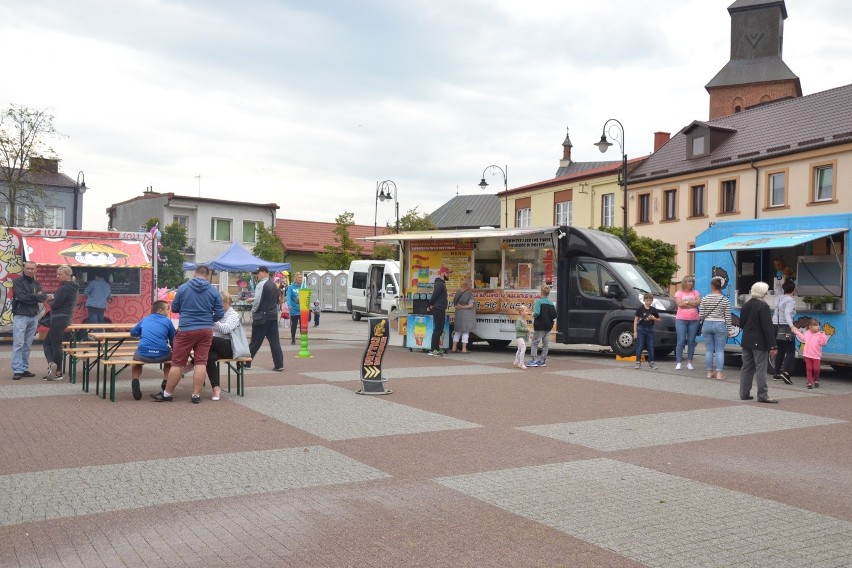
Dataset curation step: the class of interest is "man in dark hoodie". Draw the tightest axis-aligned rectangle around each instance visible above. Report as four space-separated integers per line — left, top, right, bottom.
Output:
426 267 449 356
43 265 79 381
151 265 224 403
12 261 48 380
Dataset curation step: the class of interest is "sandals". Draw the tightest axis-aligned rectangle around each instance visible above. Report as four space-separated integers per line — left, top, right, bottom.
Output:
706 371 715 379
716 372 725 381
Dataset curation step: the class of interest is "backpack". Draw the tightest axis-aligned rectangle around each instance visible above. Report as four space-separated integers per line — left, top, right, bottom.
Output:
534 302 557 331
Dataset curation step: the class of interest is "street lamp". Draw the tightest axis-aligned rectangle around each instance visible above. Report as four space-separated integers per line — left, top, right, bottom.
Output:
478 165 508 228
74 171 87 230
594 119 628 242
374 179 399 235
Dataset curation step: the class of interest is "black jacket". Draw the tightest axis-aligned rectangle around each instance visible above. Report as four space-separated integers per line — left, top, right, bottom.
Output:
50 280 80 318
428 277 448 310
12 274 47 316
739 297 775 351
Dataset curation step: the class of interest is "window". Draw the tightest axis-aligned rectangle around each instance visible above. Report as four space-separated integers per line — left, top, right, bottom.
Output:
576 261 616 297
44 207 65 229
602 194 614 227
768 172 786 207
814 165 833 202
692 137 705 156
554 201 572 226
721 180 737 213
638 194 651 223
242 221 260 243
211 218 232 241
663 189 677 221
690 184 705 217
173 215 188 228
516 208 531 227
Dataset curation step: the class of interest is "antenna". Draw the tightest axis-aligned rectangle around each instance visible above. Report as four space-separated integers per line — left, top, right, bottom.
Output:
195 174 201 197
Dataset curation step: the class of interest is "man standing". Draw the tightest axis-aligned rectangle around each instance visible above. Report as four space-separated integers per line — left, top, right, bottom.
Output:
426 267 448 356
11 262 47 380
248 266 284 370
83 273 111 332
286 272 303 345
151 265 223 403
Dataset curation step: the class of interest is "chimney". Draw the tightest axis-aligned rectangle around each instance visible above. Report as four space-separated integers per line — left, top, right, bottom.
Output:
28 157 59 173
559 126 573 167
653 132 671 152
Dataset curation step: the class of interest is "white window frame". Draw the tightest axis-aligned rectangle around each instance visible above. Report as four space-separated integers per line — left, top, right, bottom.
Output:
554 201 572 226
721 180 737 213
690 184 705 217
211 218 232 241
516 208 531 228
814 166 833 202
44 206 65 229
602 194 614 227
768 173 786 207
173 214 189 228
242 220 260 244
663 189 677 220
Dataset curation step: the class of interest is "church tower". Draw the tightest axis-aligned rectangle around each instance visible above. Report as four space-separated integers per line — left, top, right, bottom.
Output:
705 0 801 119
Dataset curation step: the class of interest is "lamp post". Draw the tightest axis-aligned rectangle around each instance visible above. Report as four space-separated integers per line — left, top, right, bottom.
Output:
594 119 628 243
374 179 399 235
478 165 508 228
74 171 87 230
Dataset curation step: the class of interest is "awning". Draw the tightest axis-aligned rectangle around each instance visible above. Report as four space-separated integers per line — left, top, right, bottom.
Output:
367 227 556 242
689 229 846 253
22 236 150 267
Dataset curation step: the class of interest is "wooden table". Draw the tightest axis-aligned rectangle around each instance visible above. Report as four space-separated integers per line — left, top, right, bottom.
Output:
64 323 138 385
88 331 134 398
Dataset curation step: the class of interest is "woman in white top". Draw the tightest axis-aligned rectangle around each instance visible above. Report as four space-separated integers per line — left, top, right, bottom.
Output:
206 291 241 400
772 279 796 384
698 276 732 380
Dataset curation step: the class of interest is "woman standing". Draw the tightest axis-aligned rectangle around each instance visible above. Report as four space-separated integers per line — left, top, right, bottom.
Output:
207 291 241 400
43 266 79 380
674 276 701 370
739 282 779 403
698 276 731 380
772 280 796 385
451 278 476 353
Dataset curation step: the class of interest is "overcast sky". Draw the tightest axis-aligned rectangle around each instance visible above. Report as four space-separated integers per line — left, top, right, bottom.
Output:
2 0 850 232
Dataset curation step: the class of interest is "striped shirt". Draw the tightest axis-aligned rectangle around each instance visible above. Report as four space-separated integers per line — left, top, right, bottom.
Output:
699 293 732 326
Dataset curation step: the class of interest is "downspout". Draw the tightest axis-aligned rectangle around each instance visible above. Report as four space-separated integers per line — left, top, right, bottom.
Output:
751 161 759 219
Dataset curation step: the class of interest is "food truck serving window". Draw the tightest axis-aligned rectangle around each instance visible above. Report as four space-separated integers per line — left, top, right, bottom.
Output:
76 268 143 296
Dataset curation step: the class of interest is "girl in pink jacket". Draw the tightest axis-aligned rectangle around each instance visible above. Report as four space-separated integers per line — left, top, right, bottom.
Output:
792 318 830 388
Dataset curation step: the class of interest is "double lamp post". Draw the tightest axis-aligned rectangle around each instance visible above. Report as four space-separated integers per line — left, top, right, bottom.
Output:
374 180 399 236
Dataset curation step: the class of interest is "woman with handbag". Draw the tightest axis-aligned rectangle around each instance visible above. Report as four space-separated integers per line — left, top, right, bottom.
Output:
772 280 797 385
206 291 243 400
698 276 732 380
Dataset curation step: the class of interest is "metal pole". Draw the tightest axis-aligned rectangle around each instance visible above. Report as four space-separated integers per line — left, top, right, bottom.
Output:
504 164 508 228
373 181 379 236
622 152 628 243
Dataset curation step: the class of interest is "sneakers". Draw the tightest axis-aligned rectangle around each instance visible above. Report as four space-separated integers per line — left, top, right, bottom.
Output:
634 362 641 369
526 359 540 367
814 380 820 388
212 387 221 401
43 362 58 380
675 363 682 370
273 367 284 372
191 394 201 404
150 392 173 402
13 373 22 380
22 371 36 378
428 350 443 357
648 362 656 369
781 371 793 385
518 364 527 370
131 379 142 401
687 363 694 370
807 383 813 389
537 359 547 367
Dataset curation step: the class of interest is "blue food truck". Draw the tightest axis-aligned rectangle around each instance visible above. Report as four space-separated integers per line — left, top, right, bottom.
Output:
690 214 849 370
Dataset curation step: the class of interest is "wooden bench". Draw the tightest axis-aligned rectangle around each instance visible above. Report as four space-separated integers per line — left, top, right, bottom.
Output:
215 357 253 397
101 359 172 402
63 346 139 389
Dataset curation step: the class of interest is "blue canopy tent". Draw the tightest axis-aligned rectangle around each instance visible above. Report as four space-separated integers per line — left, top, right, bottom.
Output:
182 242 290 272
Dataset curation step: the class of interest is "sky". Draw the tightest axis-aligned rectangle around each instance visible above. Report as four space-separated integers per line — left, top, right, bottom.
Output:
2 0 851 232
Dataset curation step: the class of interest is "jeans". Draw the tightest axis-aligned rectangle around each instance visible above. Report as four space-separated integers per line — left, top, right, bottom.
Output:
430 308 446 352
675 318 699 364
250 318 284 369
702 320 727 372
530 330 550 359
740 348 770 401
635 326 655 362
12 314 38 373
774 338 796 376
87 306 105 333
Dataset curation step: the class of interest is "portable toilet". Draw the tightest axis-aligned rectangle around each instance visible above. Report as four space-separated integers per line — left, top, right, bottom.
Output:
334 269 349 312
320 271 335 311
304 270 323 309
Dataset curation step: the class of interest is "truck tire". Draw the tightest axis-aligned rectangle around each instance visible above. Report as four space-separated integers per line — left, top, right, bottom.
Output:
609 322 635 358
351 311 361 321
486 339 511 349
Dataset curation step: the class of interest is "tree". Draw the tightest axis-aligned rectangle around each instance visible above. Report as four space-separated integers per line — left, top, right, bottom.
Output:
316 212 364 269
597 225 679 287
0 105 61 226
146 218 188 288
371 207 434 260
252 223 285 262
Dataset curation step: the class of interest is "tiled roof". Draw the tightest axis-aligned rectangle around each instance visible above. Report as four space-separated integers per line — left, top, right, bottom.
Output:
108 192 278 211
275 218 391 256
0 168 76 188
515 157 647 193
554 160 620 178
629 83 852 184
427 194 500 229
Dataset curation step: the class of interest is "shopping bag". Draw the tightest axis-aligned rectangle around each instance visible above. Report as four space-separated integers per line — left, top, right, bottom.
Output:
230 323 251 358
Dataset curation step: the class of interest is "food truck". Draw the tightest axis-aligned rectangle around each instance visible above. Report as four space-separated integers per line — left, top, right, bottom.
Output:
690 213 850 369
368 226 678 355
0 227 154 335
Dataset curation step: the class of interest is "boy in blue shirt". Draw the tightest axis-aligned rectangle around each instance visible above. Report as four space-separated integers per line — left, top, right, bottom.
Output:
129 301 175 400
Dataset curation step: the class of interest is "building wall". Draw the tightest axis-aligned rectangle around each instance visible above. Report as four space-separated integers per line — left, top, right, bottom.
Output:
709 80 801 120
508 174 623 230
629 142 852 281
110 196 166 232
172 199 276 263
0 185 83 229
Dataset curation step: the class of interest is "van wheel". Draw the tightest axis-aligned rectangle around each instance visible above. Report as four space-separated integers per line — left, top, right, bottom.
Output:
351 311 361 321
609 322 635 357
486 339 511 349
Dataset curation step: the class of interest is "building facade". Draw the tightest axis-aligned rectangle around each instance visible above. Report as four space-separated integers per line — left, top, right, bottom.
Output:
0 157 84 230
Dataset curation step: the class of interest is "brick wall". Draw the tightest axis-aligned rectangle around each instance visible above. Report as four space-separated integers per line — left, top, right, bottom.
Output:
708 80 801 120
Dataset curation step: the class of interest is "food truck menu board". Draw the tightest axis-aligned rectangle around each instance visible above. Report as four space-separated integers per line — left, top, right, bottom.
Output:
36 267 142 296
408 240 473 292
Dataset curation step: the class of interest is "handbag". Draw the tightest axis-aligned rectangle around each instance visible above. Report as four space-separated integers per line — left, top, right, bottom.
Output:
229 323 251 358
280 303 290 319
775 324 793 342
696 317 705 336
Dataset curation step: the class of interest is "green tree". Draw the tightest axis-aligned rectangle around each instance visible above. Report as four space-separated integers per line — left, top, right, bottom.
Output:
252 223 285 262
316 212 363 269
597 225 679 287
0 104 61 226
371 207 434 259
146 218 188 288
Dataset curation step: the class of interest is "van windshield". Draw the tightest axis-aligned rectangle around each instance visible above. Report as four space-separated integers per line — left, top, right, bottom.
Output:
609 262 665 296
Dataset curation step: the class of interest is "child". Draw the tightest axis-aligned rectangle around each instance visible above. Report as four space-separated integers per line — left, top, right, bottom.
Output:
129 300 175 401
527 284 557 368
312 300 321 327
633 293 660 369
791 318 830 388
514 305 531 369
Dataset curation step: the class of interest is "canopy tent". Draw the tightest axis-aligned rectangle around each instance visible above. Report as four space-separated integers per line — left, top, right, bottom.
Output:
689 229 846 252
182 242 290 272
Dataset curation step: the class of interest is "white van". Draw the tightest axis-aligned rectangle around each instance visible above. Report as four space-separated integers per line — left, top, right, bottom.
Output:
347 260 400 320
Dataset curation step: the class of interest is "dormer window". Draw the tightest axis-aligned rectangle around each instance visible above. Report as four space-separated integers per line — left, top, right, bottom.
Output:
692 136 706 156
683 121 736 160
